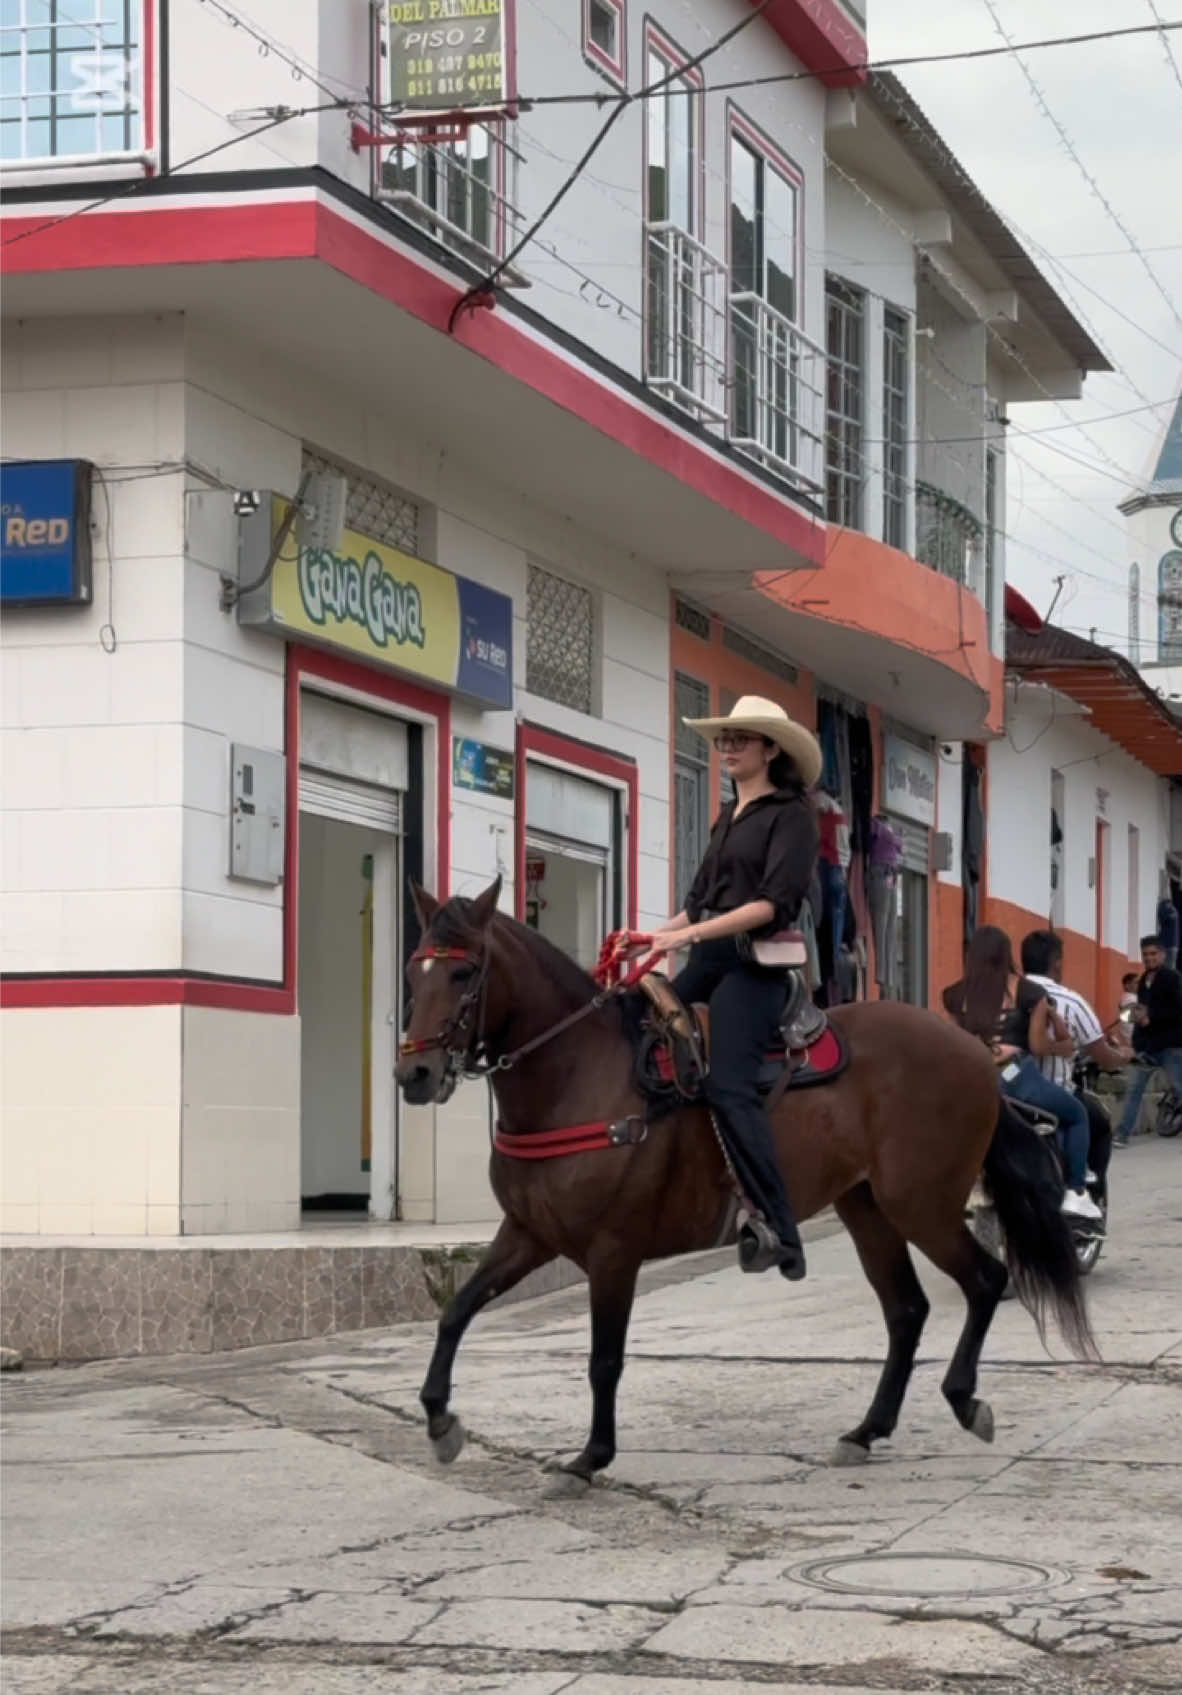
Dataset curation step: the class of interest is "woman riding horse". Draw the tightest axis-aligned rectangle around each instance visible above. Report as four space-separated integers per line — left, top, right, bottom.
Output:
648 695 822 1282
396 870 1094 1485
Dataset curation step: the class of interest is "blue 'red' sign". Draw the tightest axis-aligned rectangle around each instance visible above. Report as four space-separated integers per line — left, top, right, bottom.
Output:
0 460 93 606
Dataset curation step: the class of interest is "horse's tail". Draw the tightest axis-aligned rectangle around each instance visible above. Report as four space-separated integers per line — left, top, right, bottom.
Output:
982 1098 1099 1361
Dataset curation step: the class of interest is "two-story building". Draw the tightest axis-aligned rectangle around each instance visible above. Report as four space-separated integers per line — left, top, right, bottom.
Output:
2 2 1102 1244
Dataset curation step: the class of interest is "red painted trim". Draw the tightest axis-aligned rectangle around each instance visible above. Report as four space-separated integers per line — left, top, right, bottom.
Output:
516 722 640 931
0 977 291 1012
583 0 627 85
0 197 824 562
752 0 867 89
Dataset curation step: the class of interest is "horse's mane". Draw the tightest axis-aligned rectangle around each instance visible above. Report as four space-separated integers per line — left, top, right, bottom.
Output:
429 896 600 1008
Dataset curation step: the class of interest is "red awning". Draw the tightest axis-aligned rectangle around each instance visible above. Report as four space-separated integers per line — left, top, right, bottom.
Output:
1004 584 1043 633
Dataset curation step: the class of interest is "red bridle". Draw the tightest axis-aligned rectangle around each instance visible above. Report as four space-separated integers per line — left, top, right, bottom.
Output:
398 944 486 1059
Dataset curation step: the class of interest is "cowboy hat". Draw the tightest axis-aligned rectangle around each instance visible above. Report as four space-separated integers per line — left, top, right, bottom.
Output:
683 694 822 788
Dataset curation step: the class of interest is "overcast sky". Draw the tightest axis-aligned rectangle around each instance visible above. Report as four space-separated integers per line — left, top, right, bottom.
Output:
869 0 1182 659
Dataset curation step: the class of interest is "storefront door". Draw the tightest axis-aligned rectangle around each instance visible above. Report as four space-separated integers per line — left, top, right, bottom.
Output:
297 692 407 1220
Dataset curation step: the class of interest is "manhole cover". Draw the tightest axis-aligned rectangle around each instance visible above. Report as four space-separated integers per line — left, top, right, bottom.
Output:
792 1552 1065 1600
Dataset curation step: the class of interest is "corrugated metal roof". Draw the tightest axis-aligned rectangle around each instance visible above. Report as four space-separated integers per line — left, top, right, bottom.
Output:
1007 622 1182 776
865 74 1111 376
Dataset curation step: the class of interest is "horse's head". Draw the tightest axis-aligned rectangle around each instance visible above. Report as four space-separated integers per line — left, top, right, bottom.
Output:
395 875 503 1106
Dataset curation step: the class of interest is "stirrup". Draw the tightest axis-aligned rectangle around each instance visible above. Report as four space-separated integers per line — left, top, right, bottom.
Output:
737 1215 783 1274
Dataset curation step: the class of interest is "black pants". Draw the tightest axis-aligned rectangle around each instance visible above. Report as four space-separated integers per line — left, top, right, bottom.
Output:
1083 1091 1112 1196
672 938 798 1242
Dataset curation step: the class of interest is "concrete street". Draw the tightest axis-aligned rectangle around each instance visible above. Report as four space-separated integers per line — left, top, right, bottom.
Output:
4 1138 1181 1695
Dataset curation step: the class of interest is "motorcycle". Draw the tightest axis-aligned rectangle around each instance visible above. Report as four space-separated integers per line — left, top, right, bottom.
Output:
968 1061 1109 1279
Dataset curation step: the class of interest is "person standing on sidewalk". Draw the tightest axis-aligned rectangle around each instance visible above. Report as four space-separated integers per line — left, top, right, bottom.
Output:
1116 936 1182 1146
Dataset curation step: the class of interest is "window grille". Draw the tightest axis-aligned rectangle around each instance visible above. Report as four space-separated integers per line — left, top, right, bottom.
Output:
302 449 419 557
526 563 595 714
674 597 711 640
825 275 865 528
674 672 710 905
882 307 909 548
1 0 144 164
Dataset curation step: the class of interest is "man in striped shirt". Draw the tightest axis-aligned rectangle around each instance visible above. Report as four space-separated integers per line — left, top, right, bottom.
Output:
1021 930 1131 1191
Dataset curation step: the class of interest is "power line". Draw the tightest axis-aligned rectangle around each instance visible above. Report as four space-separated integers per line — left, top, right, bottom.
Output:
980 0 1182 341
1005 217 1182 366
509 19 1182 109
0 103 346 250
191 0 365 107
447 0 776 326
1146 0 1182 93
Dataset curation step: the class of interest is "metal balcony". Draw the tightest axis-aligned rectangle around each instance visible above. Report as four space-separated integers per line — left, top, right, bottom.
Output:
377 124 527 284
915 481 984 589
643 221 728 423
728 293 826 492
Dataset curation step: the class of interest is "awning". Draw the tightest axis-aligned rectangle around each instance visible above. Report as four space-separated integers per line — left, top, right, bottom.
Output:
1007 622 1182 776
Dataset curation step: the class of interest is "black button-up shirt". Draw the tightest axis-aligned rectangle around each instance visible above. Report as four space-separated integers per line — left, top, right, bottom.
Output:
684 789 818 935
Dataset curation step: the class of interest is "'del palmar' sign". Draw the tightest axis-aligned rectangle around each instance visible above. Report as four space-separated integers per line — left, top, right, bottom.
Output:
387 0 506 109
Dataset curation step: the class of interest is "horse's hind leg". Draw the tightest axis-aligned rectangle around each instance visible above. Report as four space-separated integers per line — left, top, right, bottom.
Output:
831 1182 930 1467
911 1217 1009 1443
420 1217 552 1464
555 1247 640 1488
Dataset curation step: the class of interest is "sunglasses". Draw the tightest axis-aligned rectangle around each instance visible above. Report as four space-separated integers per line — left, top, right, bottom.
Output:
713 732 759 752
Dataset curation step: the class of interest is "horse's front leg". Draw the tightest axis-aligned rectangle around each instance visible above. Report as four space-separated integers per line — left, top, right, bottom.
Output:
556 1248 640 1486
421 1217 551 1464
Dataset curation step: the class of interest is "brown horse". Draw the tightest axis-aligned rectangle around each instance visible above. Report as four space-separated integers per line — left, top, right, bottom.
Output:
396 878 1094 1485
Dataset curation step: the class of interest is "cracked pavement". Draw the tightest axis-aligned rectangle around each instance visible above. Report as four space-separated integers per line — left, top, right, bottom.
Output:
3 1140 1181 1694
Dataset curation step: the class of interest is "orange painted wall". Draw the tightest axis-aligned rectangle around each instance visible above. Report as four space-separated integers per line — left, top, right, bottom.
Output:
982 894 1136 1035
933 880 965 1007
755 529 1006 733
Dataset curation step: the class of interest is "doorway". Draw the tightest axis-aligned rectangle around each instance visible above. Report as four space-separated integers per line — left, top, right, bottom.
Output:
297 691 406 1219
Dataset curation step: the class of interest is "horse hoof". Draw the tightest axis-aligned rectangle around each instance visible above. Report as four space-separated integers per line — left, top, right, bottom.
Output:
543 1467 592 1500
969 1401 995 1444
830 1438 870 1468
429 1413 466 1466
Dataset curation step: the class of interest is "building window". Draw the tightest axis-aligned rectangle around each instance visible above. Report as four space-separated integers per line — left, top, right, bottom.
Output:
302 449 419 557
527 563 596 715
380 123 517 267
825 276 864 528
584 0 625 82
1 0 147 165
674 673 710 907
727 121 821 486
1158 548 1182 662
883 307 909 549
644 32 721 418
1129 560 1141 665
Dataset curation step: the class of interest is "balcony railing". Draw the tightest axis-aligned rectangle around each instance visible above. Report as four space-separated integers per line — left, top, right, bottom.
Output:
644 221 728 423
378 124 526 282
729 293 825 493
915 481 984 587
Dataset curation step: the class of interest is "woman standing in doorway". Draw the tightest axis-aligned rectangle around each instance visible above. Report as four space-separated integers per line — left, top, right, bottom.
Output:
943 926 1101 1219
648 696 821 1281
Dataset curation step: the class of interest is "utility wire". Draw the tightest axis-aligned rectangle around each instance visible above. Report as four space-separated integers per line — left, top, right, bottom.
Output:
447 0 775 329
0 103 347 250
980 0 1182 340
1146 0 1182 93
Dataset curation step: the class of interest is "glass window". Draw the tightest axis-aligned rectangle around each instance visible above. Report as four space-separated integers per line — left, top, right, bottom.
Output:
674 673 710 908
1 0 144 163
883 308 909 549
825 275 864 528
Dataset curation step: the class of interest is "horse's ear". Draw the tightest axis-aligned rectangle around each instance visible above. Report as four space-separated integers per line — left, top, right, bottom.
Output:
468 874 503 930
409 880 440 930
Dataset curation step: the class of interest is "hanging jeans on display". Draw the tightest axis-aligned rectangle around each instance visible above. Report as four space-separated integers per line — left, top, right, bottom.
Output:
869 864 898 993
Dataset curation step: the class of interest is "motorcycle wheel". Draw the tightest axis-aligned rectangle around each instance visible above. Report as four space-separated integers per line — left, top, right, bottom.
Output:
1156 1089 1182 1137
1071 1193 1106 1276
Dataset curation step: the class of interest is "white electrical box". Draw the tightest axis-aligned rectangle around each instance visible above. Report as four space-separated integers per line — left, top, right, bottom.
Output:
230 744 286 885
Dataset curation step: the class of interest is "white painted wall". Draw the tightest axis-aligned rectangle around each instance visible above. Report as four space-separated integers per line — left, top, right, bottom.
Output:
987 684 1168 956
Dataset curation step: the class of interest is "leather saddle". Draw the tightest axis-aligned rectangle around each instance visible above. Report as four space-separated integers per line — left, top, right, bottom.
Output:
633 934 848 1112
